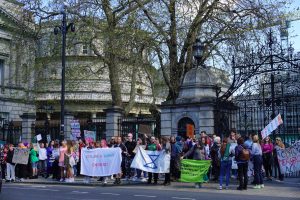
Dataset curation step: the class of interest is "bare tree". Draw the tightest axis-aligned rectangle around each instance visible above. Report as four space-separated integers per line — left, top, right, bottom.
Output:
134 0 288 102
21 0 155 114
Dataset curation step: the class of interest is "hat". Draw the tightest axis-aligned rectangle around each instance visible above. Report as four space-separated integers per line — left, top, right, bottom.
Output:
176 136 182 142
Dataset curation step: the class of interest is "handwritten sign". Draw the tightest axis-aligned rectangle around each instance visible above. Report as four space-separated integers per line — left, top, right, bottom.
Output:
71 120 81 140
261 114 283 139
277 140 300 174
12 148 30 165
80 148 122 176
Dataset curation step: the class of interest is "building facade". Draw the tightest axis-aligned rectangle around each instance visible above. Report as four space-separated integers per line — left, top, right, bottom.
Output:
0 0 36 144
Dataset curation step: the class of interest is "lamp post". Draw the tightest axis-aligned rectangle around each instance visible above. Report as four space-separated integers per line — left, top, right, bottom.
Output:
193 38 204 68
54 4 75 141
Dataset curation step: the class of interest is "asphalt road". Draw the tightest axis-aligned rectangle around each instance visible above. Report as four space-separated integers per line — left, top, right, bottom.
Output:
1 182 299 200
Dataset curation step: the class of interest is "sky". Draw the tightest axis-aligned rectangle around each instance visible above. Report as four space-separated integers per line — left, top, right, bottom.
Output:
289 1 300 52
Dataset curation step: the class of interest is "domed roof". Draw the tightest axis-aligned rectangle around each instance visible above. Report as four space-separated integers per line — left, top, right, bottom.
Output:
176 67 218 103
182 67 216 87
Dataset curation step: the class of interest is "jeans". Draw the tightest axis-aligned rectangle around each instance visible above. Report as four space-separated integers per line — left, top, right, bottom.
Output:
253 155 264 185
39 160 47 176
263 153 273 178
237 162 248 189
219 160 232 187
6 163 15 180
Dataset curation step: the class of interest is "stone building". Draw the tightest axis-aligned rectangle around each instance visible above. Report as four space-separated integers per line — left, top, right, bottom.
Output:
34 21 163 140
0 0 36 143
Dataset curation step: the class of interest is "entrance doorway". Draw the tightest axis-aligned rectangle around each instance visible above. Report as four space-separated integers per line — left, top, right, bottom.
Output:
177 117 195 138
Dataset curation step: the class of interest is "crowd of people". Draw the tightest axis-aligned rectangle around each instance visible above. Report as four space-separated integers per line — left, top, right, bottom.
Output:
0 130 286 190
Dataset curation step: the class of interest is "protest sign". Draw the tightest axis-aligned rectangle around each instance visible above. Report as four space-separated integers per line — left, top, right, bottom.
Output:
36 134 42 141
84 130 96 143
130 146 170 173
261 114 283 139
71 120 81 140
277 140 300 174
180 159 211 183
80 148 122 176
12 148 30 165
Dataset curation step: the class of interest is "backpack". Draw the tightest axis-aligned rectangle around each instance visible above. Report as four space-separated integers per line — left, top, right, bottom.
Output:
240 146 250 161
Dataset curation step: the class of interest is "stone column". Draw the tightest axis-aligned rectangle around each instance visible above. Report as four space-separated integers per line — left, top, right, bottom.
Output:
64 112 74 140
20 113 36 143
105 106 123 139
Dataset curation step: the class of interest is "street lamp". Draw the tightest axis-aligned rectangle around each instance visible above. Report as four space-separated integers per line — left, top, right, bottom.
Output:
193 38 204 68
54 4 75 141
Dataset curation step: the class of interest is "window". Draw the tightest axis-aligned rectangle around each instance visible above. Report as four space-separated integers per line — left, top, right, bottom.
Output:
0 60 4 86
82 44 88 55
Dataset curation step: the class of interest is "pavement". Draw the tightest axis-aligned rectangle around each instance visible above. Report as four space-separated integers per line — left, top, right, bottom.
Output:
9 175 300 187
0 177 300 200
1 177 300 200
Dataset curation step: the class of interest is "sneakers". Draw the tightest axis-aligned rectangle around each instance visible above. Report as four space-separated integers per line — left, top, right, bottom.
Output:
219 186 222 190
195 184 200 188
253 185 261 189
260 184 264 188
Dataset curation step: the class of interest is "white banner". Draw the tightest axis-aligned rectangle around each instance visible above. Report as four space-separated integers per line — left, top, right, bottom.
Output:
130 146 170 173
277 140 300 174
80 148 122 176
261 114 283 139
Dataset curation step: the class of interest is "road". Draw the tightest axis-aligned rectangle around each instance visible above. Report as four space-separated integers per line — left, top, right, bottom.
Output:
1 182 299 200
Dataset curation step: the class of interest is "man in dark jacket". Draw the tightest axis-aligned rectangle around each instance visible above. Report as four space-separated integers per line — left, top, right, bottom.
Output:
124 133 136 180
6 144 15 182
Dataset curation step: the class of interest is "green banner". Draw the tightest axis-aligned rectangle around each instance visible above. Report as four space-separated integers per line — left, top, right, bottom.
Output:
180 159 211 183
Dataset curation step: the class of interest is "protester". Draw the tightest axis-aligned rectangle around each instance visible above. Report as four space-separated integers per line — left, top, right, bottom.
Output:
114 136 127 184
29 143 39 179
162 136 171 186
274 137 285 181
46 140 55 179
262 136 273 181
125 133 137 180
59 140 67 182
15 142 27 182
218 138 235 190
252 135 264 189
210 136 221 182
146 136 161 185
133 137 147 182
64 141 75 182
182 138 207 188
100 139 109 185
171 136 183 181
0 145 7 180
6 144 15 182
52 142 60 180
228 130 237 144
38 142 47 177
235 137 249 190
77 139 85 176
